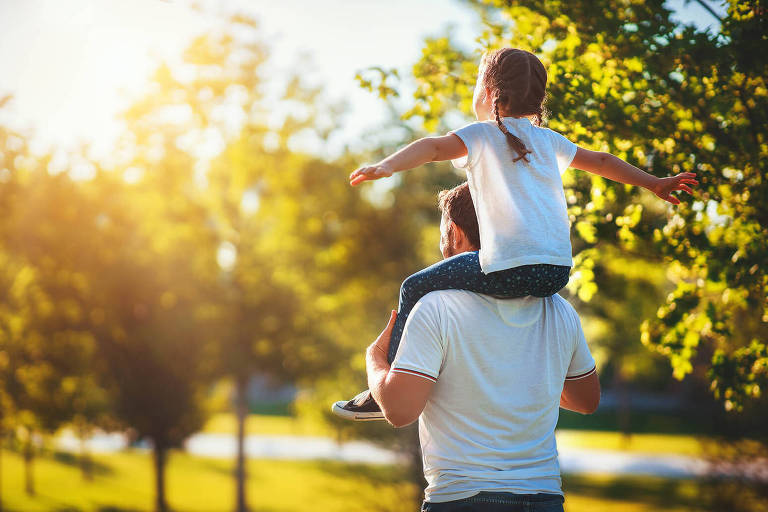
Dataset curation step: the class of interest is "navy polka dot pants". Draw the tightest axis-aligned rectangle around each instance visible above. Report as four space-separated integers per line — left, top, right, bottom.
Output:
386 251 570 363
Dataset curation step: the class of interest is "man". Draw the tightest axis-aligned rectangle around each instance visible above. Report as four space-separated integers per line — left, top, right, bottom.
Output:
365 182 600 511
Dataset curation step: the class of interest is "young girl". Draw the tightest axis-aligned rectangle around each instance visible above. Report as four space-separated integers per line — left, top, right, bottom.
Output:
332 48 697 421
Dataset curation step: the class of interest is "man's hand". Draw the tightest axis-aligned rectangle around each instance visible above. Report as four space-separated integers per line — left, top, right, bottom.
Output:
349 163 394 186
651 172 698 205
366 310 397 363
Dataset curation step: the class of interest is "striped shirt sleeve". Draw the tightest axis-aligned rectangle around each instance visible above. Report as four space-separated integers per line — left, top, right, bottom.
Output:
391 294 445 384
565 306 597 380
391 367 438 383
565 366 597 380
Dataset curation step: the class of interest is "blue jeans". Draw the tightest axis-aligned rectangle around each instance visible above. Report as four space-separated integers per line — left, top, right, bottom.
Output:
387 251 570 363
421 492 564 512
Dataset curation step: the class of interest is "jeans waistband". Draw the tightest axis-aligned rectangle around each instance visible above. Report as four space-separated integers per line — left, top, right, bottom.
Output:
462 492 564 505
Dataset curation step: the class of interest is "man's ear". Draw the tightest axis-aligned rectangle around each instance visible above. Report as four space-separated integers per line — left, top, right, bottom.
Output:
450 221 468 250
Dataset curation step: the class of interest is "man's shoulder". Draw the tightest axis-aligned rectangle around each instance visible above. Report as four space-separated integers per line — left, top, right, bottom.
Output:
417 289 482 307
415 291 579 321
412 290 453 314
409 290 480 322
419 289 564 306
547 293 578 317
548 292 574 309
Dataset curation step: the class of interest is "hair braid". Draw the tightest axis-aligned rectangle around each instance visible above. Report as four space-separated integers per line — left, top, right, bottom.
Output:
482 48 548 161
493 99 532 163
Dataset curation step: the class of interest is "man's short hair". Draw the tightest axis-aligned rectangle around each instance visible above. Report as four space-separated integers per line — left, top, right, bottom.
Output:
438 182 481 249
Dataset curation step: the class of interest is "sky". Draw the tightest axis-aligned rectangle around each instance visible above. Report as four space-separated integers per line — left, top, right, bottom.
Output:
0 0 724 161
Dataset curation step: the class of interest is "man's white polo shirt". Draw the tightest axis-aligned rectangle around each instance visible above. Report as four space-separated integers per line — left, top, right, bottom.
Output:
391 291 595 503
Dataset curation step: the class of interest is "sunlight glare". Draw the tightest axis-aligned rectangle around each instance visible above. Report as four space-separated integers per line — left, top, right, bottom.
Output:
240 189 261 216
217 240 238 271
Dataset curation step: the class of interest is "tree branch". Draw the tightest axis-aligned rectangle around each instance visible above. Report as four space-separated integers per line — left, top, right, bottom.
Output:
690 0 724 23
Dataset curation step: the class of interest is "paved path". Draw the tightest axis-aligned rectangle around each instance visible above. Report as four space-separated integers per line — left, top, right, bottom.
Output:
56 430 717 478
184 433 404 465
558 447 708 478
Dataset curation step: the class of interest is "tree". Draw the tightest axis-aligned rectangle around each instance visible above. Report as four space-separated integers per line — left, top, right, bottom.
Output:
636 0 767 413
82 169 216 512
113 12 358 511
0 116 109 495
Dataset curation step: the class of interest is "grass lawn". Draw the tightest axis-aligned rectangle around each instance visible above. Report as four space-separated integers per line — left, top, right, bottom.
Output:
1 448 415 512
556 430 704 457
562 474 704 512
0 448 714 512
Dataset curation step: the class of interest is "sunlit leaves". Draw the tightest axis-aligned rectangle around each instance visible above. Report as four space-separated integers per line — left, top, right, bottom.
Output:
568 250 598 303
355 67 400 100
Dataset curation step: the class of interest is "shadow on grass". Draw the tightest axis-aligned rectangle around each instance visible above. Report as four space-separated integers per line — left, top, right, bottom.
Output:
310 459 409 485
3 508 77 512
557 409 715 435
167 450 238 477
50 450 114 477
3 495 95 512
562 473 702 509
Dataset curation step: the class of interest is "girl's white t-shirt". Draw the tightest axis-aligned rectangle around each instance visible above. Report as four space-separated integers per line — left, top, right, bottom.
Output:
449 117 577 273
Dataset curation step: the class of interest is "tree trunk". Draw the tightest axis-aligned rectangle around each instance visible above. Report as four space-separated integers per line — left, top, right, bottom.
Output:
23 430 34 496
235 374 249 512
613 365 632 449
0 428 4 512
78 426 93 481
153 441 168 512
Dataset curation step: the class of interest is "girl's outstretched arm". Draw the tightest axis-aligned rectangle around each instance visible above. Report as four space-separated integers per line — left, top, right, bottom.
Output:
571 147 698 205
349 135 467 186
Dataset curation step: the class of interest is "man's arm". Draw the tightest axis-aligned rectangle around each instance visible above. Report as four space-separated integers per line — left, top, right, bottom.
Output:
570 147 698 205
560 371 600 414
366 311 435 428
350 135 467 186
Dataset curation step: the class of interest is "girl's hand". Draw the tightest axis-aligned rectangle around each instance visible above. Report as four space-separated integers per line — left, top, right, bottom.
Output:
651 172 698 205
349 163 394 186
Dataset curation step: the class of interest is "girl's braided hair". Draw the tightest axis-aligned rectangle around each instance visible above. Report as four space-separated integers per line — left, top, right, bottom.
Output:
480 48 548 163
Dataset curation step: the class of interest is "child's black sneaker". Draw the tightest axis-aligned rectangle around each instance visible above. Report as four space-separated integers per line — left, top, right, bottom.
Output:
331 390 384 421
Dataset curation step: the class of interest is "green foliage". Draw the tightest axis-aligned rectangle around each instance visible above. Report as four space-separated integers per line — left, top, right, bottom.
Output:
0 7 452 504
710 340 768 411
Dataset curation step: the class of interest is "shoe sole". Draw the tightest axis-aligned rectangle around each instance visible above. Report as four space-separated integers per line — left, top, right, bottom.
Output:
331 401 385 421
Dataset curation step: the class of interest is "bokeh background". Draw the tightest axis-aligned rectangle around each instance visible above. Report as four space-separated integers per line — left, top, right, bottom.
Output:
0 0 765 511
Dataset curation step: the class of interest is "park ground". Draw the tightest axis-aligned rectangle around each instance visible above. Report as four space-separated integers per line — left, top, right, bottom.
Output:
0 413 728 512
1 448 708 512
